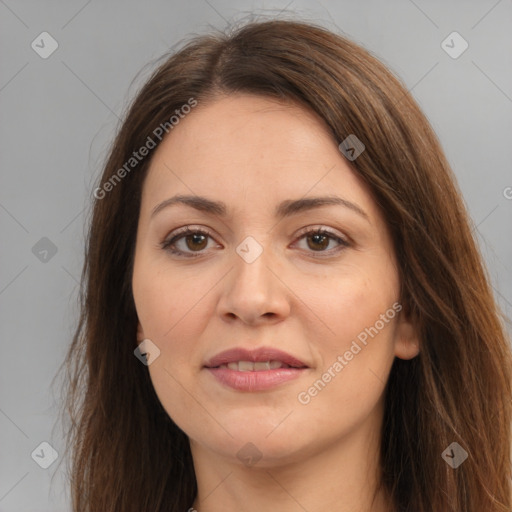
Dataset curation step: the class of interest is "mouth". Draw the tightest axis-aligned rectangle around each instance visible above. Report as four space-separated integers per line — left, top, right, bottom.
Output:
203 346 309 392
203 346 309 370
212 360 304 371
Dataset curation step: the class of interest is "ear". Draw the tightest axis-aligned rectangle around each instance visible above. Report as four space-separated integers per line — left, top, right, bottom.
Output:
393 309 420 360
136 320 146 343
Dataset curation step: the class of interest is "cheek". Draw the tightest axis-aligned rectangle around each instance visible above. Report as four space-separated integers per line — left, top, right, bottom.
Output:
132 257 213 343
308 269 398 352
132 259 217 424
133 265 207 426
296 266 399 411
296 276 398 426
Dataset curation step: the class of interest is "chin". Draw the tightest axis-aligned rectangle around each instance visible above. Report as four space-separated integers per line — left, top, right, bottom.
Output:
189 419 319 467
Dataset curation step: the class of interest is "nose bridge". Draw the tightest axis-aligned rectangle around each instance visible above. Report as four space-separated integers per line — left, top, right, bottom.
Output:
232 234 274 295
217 233 288 322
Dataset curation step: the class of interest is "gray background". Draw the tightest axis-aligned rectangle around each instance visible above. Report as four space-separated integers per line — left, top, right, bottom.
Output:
1 0 511 510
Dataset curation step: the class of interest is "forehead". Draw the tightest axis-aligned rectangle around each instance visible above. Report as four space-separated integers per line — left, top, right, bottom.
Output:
141 94 380 224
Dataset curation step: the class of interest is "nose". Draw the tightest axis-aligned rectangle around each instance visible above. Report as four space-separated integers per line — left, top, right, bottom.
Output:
216 240 291 325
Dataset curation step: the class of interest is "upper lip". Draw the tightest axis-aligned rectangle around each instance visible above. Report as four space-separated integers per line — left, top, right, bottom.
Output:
204 347 309 368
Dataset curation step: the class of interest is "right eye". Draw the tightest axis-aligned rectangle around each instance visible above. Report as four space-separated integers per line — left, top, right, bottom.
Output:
160 226 220 258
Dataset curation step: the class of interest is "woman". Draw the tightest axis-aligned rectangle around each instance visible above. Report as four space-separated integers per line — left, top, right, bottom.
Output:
60 18 512 511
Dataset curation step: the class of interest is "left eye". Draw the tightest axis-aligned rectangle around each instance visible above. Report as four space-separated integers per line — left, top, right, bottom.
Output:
294 228 349 253
161 226 349 258
160 227 215 256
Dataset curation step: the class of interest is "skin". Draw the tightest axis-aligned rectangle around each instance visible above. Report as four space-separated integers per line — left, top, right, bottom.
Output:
132 93 420 512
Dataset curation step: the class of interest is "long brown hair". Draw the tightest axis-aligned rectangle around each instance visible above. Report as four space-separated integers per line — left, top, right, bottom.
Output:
57 17 512 511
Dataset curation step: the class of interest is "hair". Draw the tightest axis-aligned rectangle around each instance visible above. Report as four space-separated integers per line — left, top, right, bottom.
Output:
57 16 512 512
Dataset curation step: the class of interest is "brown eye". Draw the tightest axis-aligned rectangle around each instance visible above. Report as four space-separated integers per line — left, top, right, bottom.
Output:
184 233 208 251
161 227 216 257
294 227 350 256
306 232 330 251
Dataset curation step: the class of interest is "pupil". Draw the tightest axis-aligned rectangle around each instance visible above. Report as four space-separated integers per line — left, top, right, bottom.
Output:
187 234 207 251
309 234 328 250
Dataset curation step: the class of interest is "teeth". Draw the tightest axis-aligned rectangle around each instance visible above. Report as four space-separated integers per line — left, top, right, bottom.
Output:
218 360 291 371
238 360 254 372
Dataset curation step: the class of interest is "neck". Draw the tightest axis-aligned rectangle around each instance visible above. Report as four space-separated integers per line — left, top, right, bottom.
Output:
189 414 392 512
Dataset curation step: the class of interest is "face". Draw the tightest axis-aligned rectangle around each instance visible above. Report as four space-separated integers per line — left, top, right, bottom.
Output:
132 93 419 467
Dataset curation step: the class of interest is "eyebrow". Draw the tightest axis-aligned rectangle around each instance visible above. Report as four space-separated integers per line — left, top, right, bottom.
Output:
150 194 370 223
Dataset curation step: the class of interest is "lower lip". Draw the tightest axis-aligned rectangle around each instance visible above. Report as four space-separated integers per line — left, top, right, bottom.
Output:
205 367 307 391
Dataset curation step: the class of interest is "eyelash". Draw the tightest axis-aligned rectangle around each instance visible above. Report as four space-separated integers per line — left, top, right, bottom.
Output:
160 225 350 259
